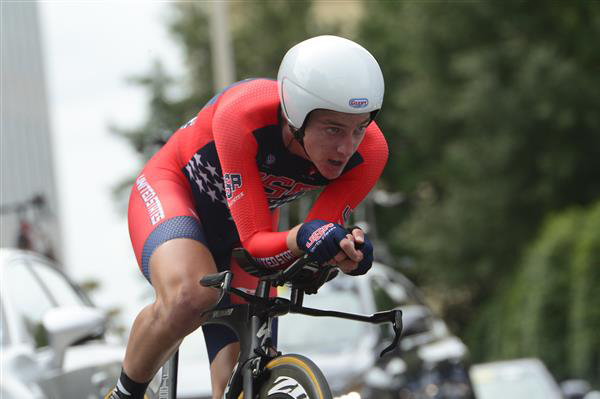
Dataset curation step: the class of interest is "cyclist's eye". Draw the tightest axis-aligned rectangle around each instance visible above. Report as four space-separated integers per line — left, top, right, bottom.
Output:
325 127 341 135
354 126 368 136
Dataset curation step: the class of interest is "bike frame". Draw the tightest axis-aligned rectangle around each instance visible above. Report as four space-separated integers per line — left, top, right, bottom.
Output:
158 252 403 399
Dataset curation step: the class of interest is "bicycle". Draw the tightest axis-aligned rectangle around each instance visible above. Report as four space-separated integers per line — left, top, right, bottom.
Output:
148 248 404 399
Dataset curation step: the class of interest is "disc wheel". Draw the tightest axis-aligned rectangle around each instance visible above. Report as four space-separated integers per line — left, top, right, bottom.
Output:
258 354 332 399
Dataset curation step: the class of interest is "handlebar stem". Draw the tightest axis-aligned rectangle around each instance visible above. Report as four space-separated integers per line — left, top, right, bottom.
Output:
290 288 304 306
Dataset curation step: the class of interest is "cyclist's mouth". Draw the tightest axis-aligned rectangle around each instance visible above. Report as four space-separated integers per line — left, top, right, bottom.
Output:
328 159 344 167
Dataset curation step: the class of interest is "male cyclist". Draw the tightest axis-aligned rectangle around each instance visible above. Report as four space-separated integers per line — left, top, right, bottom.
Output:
105 35 388 399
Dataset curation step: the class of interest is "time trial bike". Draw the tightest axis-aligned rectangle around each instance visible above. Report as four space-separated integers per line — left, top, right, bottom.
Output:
148 248 404 399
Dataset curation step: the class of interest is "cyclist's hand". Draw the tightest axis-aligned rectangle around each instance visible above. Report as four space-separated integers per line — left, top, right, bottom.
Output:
332 232 363 273
336 227 373 276
296 220 348 264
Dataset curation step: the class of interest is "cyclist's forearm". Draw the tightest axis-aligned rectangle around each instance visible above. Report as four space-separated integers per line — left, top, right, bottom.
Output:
285 224 303 256
241 227 303 268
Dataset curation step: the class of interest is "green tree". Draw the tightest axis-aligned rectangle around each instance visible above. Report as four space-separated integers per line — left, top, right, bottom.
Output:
358 0 600 350
474 208 581 379
113 4 213 162
569 202 600 384
470 202 600 384
232 1 319 79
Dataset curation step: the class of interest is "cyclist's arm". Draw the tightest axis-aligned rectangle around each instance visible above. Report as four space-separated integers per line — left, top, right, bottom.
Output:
212 97 301 269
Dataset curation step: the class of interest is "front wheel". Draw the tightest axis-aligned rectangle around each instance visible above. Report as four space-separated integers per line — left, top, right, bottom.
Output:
258 354 332 399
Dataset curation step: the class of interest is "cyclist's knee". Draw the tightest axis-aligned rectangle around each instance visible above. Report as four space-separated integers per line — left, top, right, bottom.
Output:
156 283 219 334
175 282 220 314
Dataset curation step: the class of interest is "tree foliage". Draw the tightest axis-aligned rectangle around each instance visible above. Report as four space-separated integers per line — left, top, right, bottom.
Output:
232 1 318 79
569 202 600 383
113 4 212 161
357 0 600 362
468 202 600 383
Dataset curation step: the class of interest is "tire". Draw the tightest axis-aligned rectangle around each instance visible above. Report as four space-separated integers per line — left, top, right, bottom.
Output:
257 354 332 399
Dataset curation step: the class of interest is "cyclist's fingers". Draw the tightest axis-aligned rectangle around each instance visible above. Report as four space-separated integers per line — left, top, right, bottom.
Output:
337 258 359 273
339 235 363 262
351 228 365 245
334 250 348 263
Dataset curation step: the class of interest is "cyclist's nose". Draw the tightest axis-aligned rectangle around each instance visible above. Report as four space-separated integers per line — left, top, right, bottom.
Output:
337 134 354 158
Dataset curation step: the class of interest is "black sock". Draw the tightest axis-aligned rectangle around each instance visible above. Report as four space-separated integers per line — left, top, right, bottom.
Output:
114 368 150 399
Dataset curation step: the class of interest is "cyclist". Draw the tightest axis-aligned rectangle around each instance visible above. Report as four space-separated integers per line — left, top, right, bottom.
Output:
105 35 387 399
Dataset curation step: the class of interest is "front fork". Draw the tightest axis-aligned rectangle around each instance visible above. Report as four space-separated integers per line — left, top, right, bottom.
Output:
241 313 277 399
212 307 276 399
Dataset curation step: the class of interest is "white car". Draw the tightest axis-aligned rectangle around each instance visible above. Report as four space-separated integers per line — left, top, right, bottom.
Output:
0 248 124 399
469 358 564 399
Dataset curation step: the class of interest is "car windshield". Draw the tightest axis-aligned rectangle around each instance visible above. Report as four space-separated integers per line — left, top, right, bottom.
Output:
28 259 88 307
277 285 368 352
471 362 562 399
2 257 89 348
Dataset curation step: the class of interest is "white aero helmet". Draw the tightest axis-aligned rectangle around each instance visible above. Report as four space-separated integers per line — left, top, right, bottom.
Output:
278 35 385 130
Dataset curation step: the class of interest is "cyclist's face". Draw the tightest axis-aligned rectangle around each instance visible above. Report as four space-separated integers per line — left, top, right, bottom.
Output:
303 109 371 179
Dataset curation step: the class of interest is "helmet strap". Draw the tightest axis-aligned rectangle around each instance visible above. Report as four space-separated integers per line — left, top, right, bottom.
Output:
291 126 312 160
292 126 305 145
280 106 312 161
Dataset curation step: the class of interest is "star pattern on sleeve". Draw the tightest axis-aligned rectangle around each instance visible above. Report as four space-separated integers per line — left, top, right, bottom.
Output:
184 153 227 205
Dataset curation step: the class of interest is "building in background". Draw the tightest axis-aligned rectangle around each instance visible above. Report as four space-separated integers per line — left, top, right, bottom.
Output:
1 1 61 261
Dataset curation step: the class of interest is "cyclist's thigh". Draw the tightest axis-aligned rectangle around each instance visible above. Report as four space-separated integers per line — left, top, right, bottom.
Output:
150 238 218 302
128 167 218 295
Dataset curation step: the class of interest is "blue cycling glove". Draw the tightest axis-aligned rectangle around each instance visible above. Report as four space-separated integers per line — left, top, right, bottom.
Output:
345 226 373 276
296 220 348 264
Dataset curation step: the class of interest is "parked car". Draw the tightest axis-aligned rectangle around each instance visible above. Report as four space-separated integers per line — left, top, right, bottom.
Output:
561 379 594 399
469 358 564 399
277 261 474 399
0 248 124 399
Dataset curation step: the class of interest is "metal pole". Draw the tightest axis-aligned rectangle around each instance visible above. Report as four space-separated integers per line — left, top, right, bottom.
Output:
210 1 236 91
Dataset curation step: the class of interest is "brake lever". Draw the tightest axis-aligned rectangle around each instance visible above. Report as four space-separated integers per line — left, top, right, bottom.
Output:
379 309 403 358
199 271 232 316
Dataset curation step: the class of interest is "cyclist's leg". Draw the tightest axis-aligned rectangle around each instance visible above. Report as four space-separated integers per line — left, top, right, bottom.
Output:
209 341 240 399
107 171 220 399
123 237 220 381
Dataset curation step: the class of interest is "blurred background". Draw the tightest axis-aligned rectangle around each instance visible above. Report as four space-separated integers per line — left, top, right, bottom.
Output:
2 1 599 398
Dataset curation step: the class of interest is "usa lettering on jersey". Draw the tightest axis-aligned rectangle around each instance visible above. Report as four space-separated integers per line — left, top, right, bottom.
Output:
259 172 320 209
224 173 243 199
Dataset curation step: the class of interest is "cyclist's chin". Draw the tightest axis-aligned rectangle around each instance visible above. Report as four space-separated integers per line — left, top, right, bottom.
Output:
315 162 345 180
